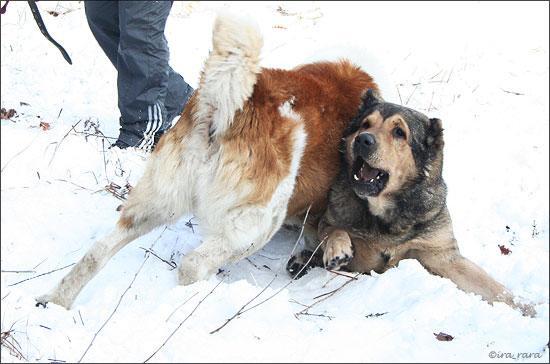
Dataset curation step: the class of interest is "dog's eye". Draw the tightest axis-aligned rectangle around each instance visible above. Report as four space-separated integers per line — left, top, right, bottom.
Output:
393 127 406 139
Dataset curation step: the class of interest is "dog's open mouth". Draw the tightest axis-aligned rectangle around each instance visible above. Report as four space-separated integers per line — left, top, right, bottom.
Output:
351 157 389 196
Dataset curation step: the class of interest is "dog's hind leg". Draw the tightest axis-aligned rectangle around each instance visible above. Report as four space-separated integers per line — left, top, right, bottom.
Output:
178 205 287 285
36 222 151 309
36 144 195 309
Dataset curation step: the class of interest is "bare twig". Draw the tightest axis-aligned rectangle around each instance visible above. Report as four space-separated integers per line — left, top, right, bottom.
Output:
312 274 359 301
245 257 262 270
405 84 419 105
1 322 26 361
365 312 388 318
1 270 36 274
396 85 403 105
32 258 48 270
446 68 454 83
78 256 149 362
48 120 82 166
165 292 199 323
296 312 334 320
501 88 524 96
326 269 359 280
237 235 326 317
321 274 338 288
429 69 444 80
144 278 225 362
1 134 40 173
78 310 84 327
257 254 278 261
289 298 308 308
86 170 99 185
101 138 108 182
8 263 75 287
295 273 360 318
184 217 197 233
139 247 177 270
150 225 170 249
280 204 312 272
55 178 93 191
91 124 115 148
209 276 276 335
427 89 435 112
71 131 117 140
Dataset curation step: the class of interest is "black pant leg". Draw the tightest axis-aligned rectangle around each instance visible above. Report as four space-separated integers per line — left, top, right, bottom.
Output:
84 1 119 68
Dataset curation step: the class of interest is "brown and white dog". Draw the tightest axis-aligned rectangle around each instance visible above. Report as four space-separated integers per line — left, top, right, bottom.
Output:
36 14 378 309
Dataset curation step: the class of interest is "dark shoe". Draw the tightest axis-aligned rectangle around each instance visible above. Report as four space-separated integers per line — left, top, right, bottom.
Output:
110 138 131 149
109 127 143 150
111 124 156 151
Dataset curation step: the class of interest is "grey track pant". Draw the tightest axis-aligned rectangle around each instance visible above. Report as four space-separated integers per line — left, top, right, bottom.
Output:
84 0 193 147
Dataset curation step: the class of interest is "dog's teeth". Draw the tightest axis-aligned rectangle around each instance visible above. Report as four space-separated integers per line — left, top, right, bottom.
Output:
370 179 374 183
354 174 359 181
376 175 380 180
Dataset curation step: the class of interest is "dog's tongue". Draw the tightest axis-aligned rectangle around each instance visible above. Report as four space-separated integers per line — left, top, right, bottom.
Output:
360 163 379 181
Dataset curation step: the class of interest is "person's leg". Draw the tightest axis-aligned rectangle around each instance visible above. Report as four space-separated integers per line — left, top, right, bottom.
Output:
116 1 192 150
164 69 193 130
84 1 119 68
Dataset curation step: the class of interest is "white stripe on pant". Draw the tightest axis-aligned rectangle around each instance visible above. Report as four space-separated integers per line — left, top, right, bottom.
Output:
139 103 163 150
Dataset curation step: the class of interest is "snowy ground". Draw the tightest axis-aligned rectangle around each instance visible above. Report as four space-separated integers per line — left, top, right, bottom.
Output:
1 1 549 362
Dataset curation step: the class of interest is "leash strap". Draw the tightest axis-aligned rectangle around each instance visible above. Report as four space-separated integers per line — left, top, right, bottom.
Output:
27 0 72 64
0 1 9 15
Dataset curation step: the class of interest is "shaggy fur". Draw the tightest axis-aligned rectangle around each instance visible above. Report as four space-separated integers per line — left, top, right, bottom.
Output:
36 14 378 309
287 90 535 317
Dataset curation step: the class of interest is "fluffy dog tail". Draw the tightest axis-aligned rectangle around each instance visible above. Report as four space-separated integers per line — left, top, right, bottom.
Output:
196 13 263 138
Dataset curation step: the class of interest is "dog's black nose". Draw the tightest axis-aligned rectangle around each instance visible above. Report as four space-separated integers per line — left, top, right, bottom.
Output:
357 133 376 146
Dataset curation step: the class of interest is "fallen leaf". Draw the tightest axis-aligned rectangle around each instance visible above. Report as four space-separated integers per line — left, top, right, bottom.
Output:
498 244 512 255
276 6 290 16
47 10 60 17
434 332 454 341
105 181 132 201
39 121 51 131
365 312 389 318
0 108 16 120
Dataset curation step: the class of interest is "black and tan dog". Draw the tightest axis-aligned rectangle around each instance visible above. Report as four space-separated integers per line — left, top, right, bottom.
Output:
288 90 535 317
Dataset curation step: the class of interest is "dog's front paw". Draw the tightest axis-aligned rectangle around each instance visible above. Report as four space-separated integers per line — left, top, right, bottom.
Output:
286 249 323 279
323 230 353 271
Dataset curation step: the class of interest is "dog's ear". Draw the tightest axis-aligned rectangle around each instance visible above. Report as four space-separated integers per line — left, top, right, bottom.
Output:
362 89 382 109
426 118 444 150
345 89 382 137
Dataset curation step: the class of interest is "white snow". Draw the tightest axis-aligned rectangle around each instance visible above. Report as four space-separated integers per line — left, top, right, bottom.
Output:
1 1 548 362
